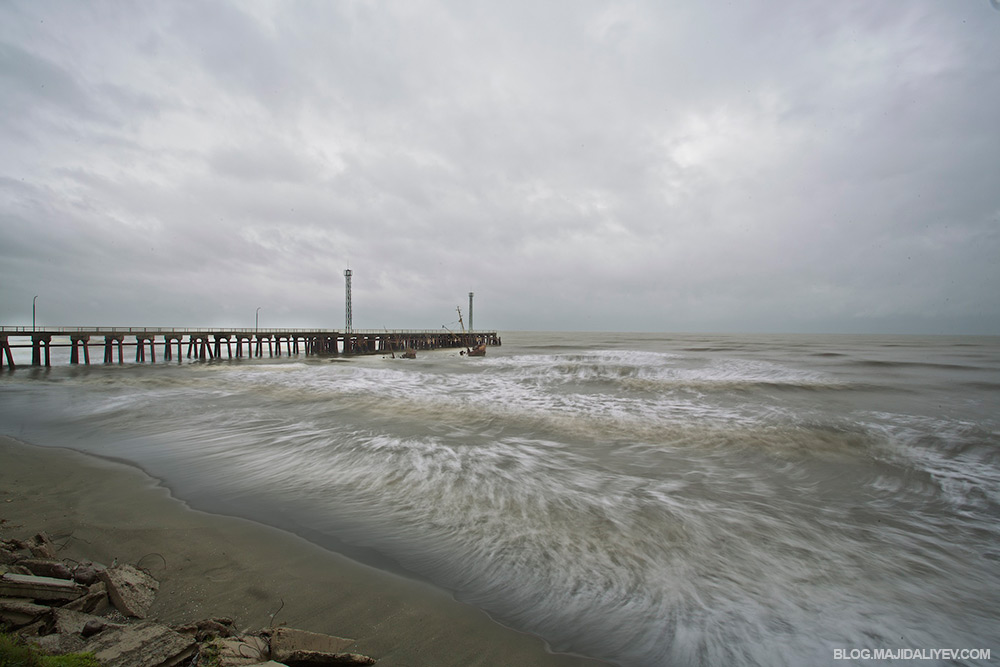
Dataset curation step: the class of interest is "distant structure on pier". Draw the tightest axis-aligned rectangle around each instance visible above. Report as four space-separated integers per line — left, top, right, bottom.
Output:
469 292 474 331
344 268 353 333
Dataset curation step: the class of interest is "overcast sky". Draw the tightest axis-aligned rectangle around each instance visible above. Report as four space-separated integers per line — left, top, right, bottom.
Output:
2 1 998 334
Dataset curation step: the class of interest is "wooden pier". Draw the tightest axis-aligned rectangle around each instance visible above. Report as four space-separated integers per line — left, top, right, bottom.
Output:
0 327 501 368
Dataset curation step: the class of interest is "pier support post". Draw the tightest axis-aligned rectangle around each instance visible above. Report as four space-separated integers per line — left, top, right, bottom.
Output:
70 335 90 365
0 335 14 369
103 335 124 364
31 335 52 367
164 335 182 362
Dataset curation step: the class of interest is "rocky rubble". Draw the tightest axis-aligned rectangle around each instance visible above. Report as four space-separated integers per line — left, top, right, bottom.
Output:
1 530 377 666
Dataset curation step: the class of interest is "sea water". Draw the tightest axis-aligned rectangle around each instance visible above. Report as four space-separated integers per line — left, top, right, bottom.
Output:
1 332 998 666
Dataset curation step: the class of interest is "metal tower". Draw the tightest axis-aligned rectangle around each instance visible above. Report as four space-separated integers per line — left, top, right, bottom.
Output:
468 292 474 331
344 269 353 332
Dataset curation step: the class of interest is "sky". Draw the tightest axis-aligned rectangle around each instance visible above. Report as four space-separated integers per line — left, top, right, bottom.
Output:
1 1 999 335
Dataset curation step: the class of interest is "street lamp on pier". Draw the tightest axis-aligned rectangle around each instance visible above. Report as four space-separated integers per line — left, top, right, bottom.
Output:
256 307 261 333
32 295 38 332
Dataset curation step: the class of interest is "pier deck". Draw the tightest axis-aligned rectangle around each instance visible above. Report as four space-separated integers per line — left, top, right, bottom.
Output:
0 327 500 368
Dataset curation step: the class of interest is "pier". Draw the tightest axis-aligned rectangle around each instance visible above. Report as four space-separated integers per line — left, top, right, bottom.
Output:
0 327 500 368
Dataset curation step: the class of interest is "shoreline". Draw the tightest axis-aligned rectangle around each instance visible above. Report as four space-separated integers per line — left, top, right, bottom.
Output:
0 435 608 666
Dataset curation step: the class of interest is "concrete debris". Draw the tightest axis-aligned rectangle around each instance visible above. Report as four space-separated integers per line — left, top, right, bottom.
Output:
100 563 159 618
28 532 59 560
203 635 270 666
267 626 357 662
0 598 51 626
0 545 19 565
0 522 379 666
174 615 237 641
71 562 101 585
31 630 87 656
62 580 112 614
281 649 378 665
85 620 198 667
18 557 73 580
0 572 86 602
51 607 119 636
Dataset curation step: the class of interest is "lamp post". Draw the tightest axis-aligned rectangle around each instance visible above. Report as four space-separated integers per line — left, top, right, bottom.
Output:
256 307 261 333
32 295 38 332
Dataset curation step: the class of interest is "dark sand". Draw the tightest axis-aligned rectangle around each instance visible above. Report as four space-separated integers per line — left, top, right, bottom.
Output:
0 436 608 666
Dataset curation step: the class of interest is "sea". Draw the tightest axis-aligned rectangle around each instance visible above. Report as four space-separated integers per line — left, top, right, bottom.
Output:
1 331 998 666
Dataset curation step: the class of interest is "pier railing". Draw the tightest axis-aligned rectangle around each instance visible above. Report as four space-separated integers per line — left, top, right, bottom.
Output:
0 326 476 335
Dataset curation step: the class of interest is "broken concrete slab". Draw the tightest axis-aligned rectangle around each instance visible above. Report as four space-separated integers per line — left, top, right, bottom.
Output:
99 563 159 618
266 627 357 662
280 649 377 665
0 598 51 627
85 621 197 667
0 572 86 602
0 546 19 565
202 635 270 666
19 558 73 580
28 533 58 559
61 580 111 614
30 631 87 656
174 616 237 641
51 606 120 636
71 563 101 586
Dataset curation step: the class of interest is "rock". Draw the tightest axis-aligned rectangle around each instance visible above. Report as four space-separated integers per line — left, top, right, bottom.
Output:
31 631 87 656
0 598 52 627
265 627 375 666
19 558 73 580
51 607 120 636
72 563 101 586
174 616 237 641
82 618 106 638
29 532 58 559
99 563 159 618
0 572 86 602
0 546 19 565
281 649 376 665
84 621 197 667
201 635 270 666
266 627 357 662
62 581 111 614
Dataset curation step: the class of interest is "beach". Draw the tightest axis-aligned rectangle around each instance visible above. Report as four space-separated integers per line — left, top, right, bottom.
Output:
0 435 605 666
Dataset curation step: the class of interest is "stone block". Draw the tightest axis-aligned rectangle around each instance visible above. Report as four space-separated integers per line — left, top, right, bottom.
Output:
282 649 376 665
51 607 120 636
266 627 356 662
28 533 58 560
19 558 73 580
99 564 159 618
203 635 270 666
61 581 111 614
31 631 87 656
85 621 197 667
0 572 86 602
0 598 51 627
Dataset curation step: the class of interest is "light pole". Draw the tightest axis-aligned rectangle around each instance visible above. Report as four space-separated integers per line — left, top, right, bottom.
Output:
255 307 261 333
32 295 38 332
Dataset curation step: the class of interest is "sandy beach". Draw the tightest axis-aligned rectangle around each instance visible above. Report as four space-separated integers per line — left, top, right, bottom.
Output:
0 436 607 666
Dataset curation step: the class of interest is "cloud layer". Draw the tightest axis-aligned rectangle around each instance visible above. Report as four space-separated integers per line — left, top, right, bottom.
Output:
2 0 998 333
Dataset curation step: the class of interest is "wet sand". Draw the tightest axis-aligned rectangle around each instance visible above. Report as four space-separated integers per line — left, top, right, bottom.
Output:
0 436 607 666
